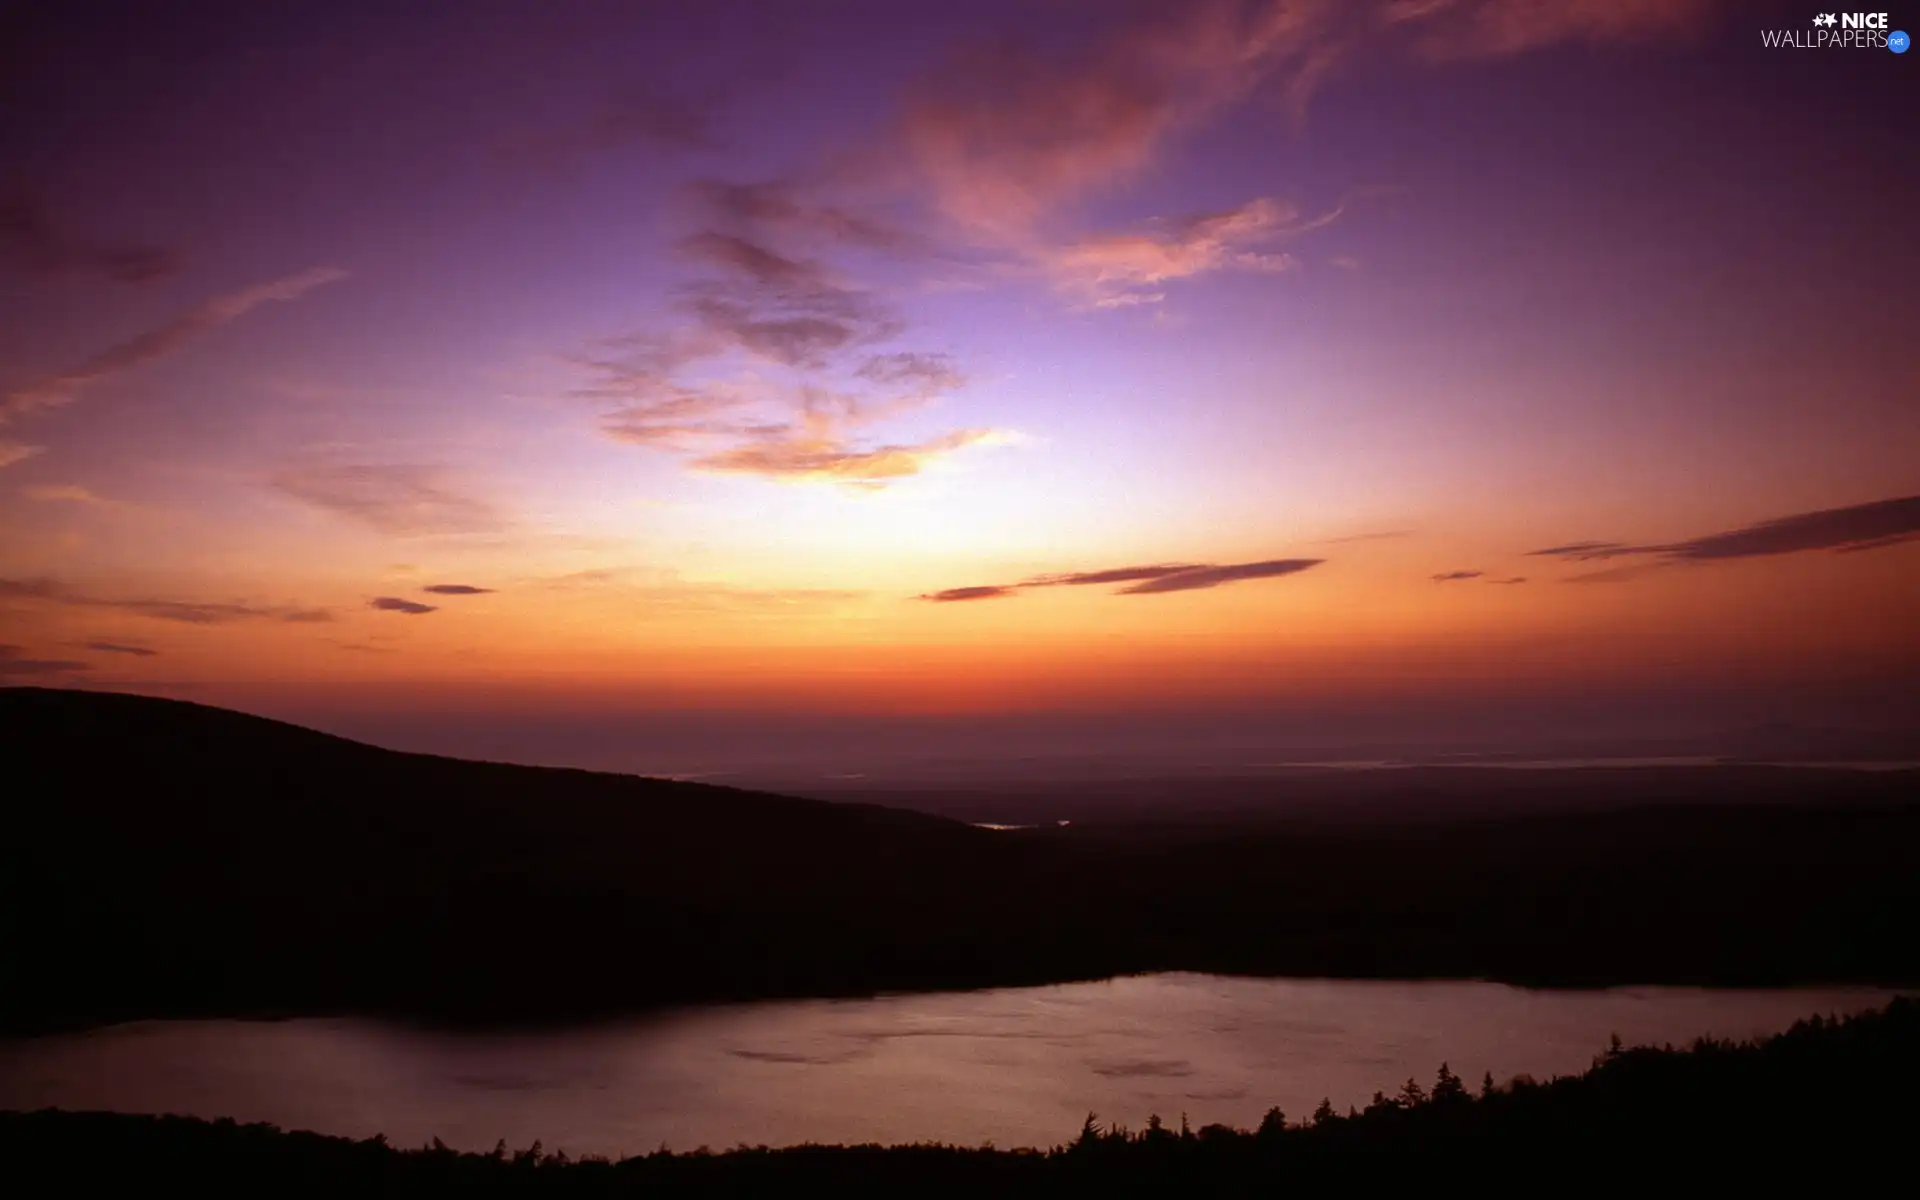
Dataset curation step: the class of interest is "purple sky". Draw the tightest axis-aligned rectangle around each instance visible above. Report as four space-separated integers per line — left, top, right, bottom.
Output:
1 0 1915 772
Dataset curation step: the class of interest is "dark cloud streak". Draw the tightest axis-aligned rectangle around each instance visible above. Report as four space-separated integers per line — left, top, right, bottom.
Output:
0 576 330 625
918 585 1015 602
85 641 158 656
1118 558 1324 594
370 597 437 615
1023 564 1198 588
1532 496 1920 574
0 644 90 676
1658 495 1920 561
923 556 1326 601
1528 541 1632 561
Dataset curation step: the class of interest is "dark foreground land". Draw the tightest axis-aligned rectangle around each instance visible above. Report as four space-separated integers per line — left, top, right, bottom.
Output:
5 687 1919 1032
4 999 1915 1195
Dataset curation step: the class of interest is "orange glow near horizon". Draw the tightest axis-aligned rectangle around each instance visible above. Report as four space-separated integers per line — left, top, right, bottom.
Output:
1 1 1914 761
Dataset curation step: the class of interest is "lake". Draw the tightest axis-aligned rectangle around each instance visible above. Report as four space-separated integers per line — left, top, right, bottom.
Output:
0 975 1895 1157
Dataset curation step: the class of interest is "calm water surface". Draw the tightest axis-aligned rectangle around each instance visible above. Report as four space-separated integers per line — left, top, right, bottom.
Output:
0 975 1895 1156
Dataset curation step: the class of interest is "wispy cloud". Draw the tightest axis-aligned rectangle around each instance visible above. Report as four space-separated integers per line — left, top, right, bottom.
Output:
21 484 107 505
854 352 966 398
671 236 903 370
1045 197 1326 307
1023 564 1200 588
577 189 1015 487
692 426 1018 488
921 556 1325 601
1487 576 1528 585
533 567 866 616
1654 496 1920 561
1432 570 1484 582
85 641 157 656
897 3 1331 236
422 584 494 596
679 231 830 290
1 267 347 425
918 585 1016 603
892 0 1712 237
1532 496 1920 572
1528 540 1634 561
567 1 1709 489
109 599 332 625
687 178 915 254
0 192 182 284
0 441 45 470
0 575 330 625
272 464 504 537
1117 558 1324 594
1319 529 1413 544
370 596 437 615
0 644 90 677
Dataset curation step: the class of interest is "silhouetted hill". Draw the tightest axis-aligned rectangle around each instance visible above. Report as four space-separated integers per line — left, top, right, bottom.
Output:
5 687 1918 1032
1 687 1030 1031
4 998 1915 1194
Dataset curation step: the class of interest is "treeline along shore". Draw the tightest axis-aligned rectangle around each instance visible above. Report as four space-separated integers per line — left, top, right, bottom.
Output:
3 999 1915 1194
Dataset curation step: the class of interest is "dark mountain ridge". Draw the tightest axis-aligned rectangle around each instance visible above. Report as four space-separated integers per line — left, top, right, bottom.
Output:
5 687 1918 1034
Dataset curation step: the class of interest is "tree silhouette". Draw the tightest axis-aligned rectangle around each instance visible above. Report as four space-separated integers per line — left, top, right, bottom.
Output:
1075 1113 1100 1150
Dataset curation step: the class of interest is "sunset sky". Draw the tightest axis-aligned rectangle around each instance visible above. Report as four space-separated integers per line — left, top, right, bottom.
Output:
2 0 1914 772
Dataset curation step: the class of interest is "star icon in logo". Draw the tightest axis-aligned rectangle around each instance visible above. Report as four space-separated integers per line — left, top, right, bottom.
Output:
1813 12 1837 26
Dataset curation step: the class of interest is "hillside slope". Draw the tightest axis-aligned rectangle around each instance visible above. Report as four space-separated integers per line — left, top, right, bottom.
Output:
1 687 1041 1030
4 687 1918 1031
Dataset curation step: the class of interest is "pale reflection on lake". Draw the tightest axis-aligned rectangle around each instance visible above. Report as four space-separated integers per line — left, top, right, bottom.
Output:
0 975 1896 1157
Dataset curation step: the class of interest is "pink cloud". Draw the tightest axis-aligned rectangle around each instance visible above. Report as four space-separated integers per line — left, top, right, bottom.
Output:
895 0 1721 238
1044 197 1321 306
692 427 1017 488
0 441 44 470
900 2 1337 237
